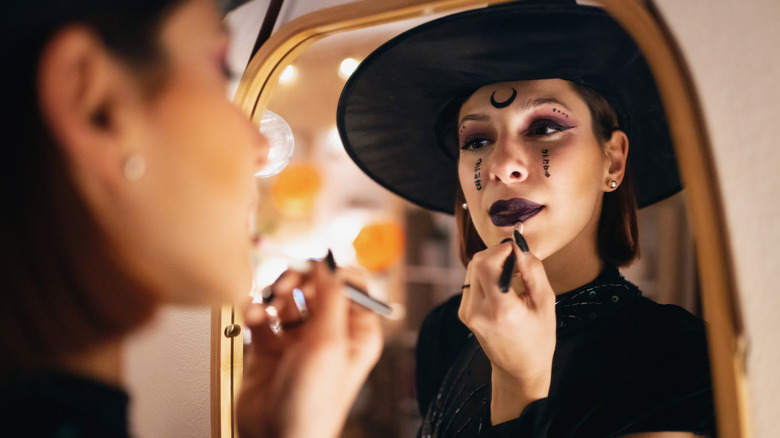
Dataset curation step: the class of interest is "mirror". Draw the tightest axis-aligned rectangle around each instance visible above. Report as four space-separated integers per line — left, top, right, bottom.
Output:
215 1 748 436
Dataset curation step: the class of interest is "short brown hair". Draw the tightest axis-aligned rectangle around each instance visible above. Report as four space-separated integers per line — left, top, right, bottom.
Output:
0 1 182 377
455 81 639 268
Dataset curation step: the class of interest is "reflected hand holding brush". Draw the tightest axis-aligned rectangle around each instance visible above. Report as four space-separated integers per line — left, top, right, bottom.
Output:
250 241 394 336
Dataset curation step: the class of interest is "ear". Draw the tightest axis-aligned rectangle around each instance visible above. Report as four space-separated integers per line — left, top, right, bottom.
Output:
37 25 140 187
602 129 629 191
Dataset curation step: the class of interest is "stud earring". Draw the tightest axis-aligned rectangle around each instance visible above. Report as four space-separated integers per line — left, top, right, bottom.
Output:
609 180 618 189
124 155 146 182
462 203 468 211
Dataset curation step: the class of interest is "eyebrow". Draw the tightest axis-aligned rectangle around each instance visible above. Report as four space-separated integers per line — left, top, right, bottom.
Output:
458 96 574 126
523 97 572 112
459 112 490 125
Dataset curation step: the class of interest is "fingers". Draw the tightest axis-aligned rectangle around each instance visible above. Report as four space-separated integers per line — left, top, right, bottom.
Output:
243 301 286 356
459 242 514 325
307 260 349 337
470 240 516 299
510 230 554 306
459 232 554 319
346 303 383 371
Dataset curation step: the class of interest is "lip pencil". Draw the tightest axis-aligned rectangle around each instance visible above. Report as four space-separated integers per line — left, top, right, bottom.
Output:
256 248 393 317
498 223 524 293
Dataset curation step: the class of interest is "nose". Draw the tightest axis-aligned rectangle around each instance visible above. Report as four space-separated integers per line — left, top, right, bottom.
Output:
489 139 528 184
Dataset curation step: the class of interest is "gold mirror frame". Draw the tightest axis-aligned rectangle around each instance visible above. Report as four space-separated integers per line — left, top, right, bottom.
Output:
213 1 750 436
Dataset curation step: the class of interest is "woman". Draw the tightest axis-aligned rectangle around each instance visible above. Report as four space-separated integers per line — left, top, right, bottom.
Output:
337 1 714 437
0 0 381 436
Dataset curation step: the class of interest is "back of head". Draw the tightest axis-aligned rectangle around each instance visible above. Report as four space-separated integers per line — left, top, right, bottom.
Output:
0 0 182 377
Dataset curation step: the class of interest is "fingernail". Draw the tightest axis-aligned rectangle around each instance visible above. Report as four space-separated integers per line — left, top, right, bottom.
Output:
498 252 515 293
261 285 274 303
500 237 513 244
325 249 337 272
514 230 530 254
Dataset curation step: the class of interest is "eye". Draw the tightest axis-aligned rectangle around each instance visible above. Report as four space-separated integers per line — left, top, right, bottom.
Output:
221 61 240 80
460 138 491 151
526 119 574 137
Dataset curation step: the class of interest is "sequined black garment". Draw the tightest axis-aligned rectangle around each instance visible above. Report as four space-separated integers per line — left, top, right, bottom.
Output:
416 266 715 437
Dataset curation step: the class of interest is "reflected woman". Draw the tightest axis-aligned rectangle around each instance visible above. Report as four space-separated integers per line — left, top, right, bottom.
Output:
337 1 714 437
0 0 381 436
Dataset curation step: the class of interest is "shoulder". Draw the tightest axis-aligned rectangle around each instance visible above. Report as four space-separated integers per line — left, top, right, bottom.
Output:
415 294 471 416
620 296 708 346
584 298 714 434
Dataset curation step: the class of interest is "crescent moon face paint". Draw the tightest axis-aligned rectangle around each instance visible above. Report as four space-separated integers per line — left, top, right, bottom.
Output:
490 88 517 108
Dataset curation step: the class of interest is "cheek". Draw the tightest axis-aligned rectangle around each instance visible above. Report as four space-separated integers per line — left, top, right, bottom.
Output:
549 146 605 197
162 96 255 196
458 157 485 195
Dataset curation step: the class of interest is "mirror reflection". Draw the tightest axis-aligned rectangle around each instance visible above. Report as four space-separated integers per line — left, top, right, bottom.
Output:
246 3 710 437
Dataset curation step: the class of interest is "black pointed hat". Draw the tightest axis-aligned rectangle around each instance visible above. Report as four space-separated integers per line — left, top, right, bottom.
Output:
337 0 680 214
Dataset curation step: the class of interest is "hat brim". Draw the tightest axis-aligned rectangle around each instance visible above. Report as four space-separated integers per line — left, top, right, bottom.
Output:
337 1 681 214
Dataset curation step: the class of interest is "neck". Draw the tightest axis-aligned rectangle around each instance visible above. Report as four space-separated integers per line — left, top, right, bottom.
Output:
542 232 604 294
544 255 603 294
60 341 124 387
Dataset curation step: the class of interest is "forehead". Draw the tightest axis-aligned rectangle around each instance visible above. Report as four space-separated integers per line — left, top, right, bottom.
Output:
459 79 584 116
160 0 226 52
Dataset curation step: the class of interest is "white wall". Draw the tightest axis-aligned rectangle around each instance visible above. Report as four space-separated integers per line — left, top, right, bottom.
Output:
124 307 211 437
654 1 780 436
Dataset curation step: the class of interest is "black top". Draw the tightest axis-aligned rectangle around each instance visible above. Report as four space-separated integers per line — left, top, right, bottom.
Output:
0 372 130 437
416 266 715 437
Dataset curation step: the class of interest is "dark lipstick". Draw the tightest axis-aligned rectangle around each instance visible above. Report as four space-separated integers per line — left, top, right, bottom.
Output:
489 198 544 227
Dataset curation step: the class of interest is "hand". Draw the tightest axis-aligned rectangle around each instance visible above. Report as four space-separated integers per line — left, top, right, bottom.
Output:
236 261 383 438
458 234 556 424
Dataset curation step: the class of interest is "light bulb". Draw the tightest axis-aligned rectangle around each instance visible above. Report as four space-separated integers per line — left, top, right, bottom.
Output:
255 110 294 178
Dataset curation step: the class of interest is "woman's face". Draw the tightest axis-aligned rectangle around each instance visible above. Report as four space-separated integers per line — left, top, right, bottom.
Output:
458 79 615 266
116 0 266 304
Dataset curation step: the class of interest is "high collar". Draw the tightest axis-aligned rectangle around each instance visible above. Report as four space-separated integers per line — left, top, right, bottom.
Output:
554 265 641 335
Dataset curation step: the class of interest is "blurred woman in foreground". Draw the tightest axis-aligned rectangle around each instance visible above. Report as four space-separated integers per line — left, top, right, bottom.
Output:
0 0 382 436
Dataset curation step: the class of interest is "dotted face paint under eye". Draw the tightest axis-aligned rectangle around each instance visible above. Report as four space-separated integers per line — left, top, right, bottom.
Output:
542 149 551 177
474 158 482 190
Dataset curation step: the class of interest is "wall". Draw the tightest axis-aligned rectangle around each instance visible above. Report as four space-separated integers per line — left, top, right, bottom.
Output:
124 307 211 437
653 1 780 436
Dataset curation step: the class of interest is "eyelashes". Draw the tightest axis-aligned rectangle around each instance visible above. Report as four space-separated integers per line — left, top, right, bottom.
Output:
459 118 576 151
460 138 490 151
525 118 576 137
221 61 241 81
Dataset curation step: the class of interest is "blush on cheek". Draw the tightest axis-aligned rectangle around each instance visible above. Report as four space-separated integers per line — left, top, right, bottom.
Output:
473 158 482 191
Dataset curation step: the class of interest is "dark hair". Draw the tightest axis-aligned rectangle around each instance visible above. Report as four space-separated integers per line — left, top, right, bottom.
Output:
455 81 640 268
0 1 183 377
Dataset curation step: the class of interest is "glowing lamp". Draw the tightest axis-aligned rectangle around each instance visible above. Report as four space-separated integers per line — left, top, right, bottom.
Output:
270 163 322 216
352 221 405 272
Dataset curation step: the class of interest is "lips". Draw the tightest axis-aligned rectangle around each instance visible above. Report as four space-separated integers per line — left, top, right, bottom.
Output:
489 198 545 227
